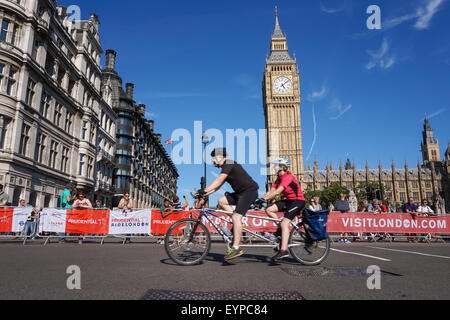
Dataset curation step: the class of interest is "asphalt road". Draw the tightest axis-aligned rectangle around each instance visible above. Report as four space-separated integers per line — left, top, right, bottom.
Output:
0 238 449 300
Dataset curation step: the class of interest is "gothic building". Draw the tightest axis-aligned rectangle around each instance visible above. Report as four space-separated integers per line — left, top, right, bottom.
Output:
262 8 449 212
302 119 449 212
263 8 304 188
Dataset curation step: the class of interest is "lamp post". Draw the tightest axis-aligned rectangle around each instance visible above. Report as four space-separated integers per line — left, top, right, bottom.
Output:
201 133 210 189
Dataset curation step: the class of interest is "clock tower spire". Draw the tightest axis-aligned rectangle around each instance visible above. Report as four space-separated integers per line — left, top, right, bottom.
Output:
263 8 304 189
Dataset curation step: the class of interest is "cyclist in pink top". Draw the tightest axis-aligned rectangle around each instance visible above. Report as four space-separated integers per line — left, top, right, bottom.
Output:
254 158 306 261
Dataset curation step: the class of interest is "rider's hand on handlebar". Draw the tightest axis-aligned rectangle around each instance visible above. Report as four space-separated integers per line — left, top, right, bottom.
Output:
253 198 267 209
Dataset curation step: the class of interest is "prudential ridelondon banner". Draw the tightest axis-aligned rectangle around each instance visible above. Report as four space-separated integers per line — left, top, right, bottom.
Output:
108 209 152 235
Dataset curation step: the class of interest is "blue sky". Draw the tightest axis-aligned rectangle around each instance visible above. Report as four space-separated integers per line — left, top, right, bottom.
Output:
61 0 450 206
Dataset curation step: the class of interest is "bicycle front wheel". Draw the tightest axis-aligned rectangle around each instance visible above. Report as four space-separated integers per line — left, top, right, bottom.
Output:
288 228 330 266
164 219 211 266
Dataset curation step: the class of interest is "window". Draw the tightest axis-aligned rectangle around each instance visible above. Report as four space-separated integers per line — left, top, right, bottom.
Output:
425 181 431 189
18 123 31 156
64 112 73 133
48 140 58 168
400 192 406 202
68 79 76 96
81 121 87 140
89 124 95 144
412 181 418 189
413 192 419 202
54 103 62 127
0 20 9 42
25 79 36 106
398 182 405 189
57 68 65 86
0 63 4 88
119 117 132 126
34 132 46 163
79 154 85 175
6 66 18 96
40 92 51 118
0 117 10 150
87 156 93 179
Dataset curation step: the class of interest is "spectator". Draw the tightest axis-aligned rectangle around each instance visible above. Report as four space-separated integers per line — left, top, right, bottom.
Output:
335 194 351 243
118 193 134 211
72 191 93 209
172 195 189 211
417 199 435 242
18 199 26 207
72 191 93 245
313 197 322 211
403 197 418 243
0 184 9 207
94 200 105 209
308 197 322 211
160 199 174 218
194 197 205 209
59 184 77 243
118 193 134 244
379 200 388 213
366 199 382 214
24 205 38 240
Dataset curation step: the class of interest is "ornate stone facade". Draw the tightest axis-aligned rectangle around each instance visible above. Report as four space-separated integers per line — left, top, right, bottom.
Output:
302 120 449 213
263 9 303 189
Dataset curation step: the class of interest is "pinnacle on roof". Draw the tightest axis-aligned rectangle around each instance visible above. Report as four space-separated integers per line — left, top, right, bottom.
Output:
272 6 286 40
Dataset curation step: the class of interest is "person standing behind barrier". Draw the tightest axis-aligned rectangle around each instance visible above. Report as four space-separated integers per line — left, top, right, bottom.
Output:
335 194 351 244
403 197 418 243
417 199 435 242
59 184 76 243
172 196 189 211
24 204 38 240
72 191 93 244
118 193 134 244
0 184 9 207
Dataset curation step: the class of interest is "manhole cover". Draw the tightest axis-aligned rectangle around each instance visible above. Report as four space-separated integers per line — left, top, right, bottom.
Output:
142 290 305 300
281 267 402 277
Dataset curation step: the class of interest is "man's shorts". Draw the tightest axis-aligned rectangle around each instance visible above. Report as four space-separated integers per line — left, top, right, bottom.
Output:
225 189 259 216
275 200 306 221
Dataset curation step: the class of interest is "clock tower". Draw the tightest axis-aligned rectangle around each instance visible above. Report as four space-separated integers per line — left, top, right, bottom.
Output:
263 8 304 189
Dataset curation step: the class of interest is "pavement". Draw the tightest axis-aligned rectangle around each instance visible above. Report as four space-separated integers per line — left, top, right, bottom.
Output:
0 238 449 300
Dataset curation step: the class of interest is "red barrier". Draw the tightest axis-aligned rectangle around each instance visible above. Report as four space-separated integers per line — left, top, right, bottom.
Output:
0 208 13 233
190 210 450 235
327 212 450 234
151 210 191 235
65 209 110 235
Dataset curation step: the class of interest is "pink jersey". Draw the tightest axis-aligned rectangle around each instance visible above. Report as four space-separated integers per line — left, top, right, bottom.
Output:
273 173 305 201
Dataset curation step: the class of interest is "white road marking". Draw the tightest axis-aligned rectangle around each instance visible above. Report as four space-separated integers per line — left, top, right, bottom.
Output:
329 248 391 262
367 246 450 260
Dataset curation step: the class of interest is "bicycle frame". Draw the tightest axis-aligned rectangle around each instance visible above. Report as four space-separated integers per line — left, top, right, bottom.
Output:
195 208 304 249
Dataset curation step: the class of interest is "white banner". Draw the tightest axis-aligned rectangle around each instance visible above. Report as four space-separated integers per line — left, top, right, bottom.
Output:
40 208 67 233
108 209 151 235
12 207 33 233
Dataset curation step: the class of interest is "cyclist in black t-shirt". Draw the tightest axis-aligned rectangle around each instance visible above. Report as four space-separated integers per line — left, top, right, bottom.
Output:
196 148 258 260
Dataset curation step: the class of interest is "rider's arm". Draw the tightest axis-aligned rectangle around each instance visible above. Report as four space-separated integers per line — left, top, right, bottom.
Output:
204 174 228 196
262 186 285 201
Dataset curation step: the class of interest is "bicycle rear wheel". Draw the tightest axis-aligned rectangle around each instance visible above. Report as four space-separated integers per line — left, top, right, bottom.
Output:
288 227 330 266
164 219 211 266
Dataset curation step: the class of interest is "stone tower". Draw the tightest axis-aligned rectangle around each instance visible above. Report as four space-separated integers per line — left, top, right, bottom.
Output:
421 117 441 164
263 7 303 189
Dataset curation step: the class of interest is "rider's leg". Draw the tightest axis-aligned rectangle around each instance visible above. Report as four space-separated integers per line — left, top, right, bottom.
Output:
218 196 234 213
280 218 291 251
265 203 280 222
232 213 243 248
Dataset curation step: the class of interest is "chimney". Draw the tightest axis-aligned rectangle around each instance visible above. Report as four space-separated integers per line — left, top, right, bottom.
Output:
105 49 117 70
126 83 134 99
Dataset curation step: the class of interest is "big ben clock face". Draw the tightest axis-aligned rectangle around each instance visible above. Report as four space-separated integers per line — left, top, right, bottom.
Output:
273 76 293 94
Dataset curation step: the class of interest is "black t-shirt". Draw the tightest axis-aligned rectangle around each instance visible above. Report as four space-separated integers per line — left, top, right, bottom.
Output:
220 160 258 194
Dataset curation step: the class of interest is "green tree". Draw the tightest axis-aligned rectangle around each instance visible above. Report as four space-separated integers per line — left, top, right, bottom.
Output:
354 182 387 203
320 183 350 209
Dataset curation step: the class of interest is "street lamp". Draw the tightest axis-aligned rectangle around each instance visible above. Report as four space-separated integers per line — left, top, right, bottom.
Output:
201 133 210 189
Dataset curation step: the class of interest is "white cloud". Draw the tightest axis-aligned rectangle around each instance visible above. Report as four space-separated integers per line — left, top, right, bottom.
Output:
329 98 352 120
383 0 444 30
320 1 346 14
365 38 396 70
145 111 157 119
415 0 444 29
307 86 327 101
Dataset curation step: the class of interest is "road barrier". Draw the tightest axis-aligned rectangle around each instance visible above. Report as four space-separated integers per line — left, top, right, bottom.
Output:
1 207 449 244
